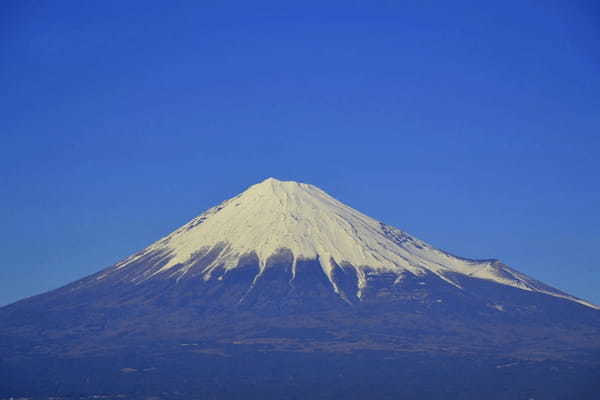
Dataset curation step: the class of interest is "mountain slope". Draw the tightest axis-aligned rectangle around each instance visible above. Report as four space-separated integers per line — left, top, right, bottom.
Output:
1 178 599 399
101 177 595 308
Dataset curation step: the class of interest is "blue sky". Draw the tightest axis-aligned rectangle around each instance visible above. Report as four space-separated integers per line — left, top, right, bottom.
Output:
1 1 599 306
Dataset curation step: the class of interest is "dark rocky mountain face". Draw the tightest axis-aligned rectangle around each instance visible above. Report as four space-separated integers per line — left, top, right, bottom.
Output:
2 250 599 399
1 179 599 399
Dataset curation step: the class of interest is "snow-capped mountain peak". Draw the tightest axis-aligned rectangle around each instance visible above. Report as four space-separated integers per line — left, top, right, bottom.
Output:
109 178 597 309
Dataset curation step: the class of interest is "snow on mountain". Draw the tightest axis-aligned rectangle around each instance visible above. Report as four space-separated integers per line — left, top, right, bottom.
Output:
107 178 597 309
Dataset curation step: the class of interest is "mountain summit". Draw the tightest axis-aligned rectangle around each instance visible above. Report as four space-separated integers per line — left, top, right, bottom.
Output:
105 177 595 308
2 178 599 399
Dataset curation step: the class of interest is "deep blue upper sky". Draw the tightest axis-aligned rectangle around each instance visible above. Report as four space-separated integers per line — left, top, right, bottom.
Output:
1 1 599 306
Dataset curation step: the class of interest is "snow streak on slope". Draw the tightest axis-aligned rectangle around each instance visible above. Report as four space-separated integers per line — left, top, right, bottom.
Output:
110 178 597 309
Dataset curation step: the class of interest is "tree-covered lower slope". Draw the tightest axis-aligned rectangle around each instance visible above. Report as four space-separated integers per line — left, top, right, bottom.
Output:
1 253 599 399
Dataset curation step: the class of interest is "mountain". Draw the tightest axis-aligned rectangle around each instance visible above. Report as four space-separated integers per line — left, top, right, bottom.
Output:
1 178 599 399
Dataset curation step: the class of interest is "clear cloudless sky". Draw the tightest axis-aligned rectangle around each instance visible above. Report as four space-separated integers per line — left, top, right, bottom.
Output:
1 1 599 306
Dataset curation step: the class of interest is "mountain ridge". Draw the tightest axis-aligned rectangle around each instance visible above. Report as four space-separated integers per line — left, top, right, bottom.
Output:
95 177 596 309
2 178 599 398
